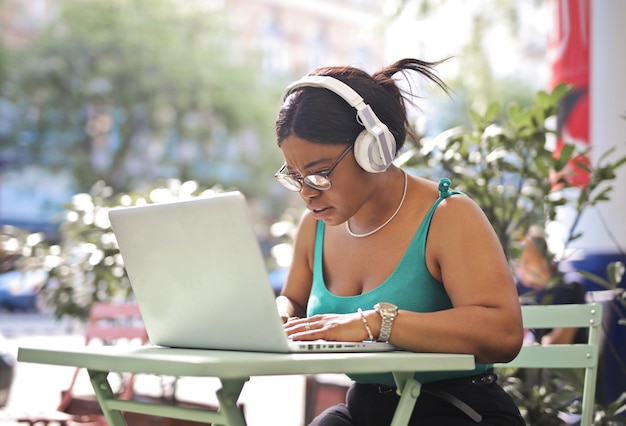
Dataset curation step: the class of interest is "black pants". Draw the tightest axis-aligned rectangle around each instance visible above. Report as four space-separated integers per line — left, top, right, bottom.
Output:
308 370 525 426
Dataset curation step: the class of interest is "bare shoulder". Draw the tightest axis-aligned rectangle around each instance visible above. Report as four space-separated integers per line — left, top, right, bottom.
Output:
432 185 490 225
426 182 504 259
406 176 479 215
295 209 318 240
407 176 484 215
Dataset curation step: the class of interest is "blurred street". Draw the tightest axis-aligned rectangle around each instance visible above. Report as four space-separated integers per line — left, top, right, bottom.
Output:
0 311 306 426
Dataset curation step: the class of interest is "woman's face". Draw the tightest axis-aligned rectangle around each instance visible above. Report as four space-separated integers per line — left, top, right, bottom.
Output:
279 135 371 226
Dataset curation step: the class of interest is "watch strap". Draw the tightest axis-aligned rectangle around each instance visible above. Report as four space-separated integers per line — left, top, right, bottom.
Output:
374 302 398 342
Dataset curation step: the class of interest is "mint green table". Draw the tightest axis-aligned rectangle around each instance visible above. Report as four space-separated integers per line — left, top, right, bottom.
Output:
18 345 475 426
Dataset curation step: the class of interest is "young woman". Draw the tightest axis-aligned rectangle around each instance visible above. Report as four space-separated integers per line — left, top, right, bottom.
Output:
274 58 525 425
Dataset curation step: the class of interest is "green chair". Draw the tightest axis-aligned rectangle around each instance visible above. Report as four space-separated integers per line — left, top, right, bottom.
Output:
496 303 603 426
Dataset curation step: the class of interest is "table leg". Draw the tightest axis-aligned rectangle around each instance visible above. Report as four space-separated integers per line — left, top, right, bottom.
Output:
88 370 128 426
390 372 422 426
214 377 248 426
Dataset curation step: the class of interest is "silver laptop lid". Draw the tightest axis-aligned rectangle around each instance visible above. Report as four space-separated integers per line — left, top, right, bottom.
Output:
108 191 292 352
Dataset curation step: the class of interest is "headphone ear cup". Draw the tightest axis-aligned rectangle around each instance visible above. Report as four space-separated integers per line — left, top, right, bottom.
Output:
353 130 396 173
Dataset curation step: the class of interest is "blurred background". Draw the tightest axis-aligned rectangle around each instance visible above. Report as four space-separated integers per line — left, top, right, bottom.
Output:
0 0 550 303
1 0 625 424
0 0 549 243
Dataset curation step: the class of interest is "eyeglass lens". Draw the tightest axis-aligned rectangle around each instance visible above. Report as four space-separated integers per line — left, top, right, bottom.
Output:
275 144 352 192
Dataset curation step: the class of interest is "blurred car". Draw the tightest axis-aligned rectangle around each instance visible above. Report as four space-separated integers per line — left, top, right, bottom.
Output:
0 268 48 312
0 332 15 408
268 266 288 297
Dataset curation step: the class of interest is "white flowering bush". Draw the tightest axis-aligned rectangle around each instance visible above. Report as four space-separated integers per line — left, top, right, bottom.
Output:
32 179 221 321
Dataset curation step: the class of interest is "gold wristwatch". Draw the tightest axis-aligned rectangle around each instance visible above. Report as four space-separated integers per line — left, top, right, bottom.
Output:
374 302 398 342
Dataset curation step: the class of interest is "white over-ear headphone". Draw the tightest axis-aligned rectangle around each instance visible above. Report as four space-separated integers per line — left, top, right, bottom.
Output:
280 75 396 173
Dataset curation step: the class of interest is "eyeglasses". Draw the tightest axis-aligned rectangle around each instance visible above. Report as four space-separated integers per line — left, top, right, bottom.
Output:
274 144 353 192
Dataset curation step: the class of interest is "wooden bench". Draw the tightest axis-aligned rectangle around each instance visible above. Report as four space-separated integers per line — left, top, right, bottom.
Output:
495 303 603 426
305 303 603 425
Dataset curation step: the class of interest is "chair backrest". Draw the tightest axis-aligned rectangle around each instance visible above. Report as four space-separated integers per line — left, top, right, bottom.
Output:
58 302 148 412
496 303 602 426
85 302 148 344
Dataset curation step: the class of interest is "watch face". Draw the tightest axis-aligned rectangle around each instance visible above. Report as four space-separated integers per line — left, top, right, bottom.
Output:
376 302 398 316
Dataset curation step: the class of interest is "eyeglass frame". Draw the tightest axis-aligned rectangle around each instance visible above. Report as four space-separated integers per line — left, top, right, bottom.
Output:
274 143 354 192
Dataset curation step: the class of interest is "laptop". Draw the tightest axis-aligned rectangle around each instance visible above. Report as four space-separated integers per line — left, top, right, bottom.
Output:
108 191 395 353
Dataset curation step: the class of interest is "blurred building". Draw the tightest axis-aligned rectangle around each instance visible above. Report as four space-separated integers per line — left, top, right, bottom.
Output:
221 0 387 76
0 0 388 73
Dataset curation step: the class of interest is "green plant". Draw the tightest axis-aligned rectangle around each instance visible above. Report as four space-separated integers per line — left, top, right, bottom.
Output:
402 83 626 261
500 368 583 425
30 179 223 321
581 262 626 325
593 392 626 425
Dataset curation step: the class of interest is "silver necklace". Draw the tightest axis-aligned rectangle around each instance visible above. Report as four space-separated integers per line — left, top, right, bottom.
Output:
345 171 408 238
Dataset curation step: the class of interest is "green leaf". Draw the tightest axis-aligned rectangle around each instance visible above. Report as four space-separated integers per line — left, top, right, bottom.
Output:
598 146 617 163
469 109 483 128
575 160 591 173
507 103 521 128
557 143 576 166
608 261 625 288
578 271 611 289
550 82 572 103
536 91 551 109
590 187 612 205
569 232 583 242
484 102 500 123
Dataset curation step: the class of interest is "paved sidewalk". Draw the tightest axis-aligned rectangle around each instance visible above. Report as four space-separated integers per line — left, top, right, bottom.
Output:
0 332 306 425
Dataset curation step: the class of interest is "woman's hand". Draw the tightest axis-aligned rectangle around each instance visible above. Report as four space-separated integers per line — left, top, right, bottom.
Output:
284 313 372 342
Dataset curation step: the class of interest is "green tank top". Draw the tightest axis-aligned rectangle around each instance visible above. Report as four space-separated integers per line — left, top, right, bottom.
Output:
307 178 491 385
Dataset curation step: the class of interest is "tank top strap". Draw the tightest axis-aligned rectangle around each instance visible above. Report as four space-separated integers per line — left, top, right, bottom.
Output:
438 177 463 199
419 178 464 226
315 219 325 261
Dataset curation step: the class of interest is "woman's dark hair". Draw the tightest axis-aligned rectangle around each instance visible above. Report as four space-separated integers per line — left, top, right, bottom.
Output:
275 58 450 152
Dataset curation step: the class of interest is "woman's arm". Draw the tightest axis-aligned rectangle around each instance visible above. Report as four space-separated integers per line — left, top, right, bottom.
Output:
381 195 523 363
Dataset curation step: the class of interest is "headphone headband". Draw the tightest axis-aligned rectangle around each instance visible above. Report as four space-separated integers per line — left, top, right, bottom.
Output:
281 75 366 110
280 75 396 171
